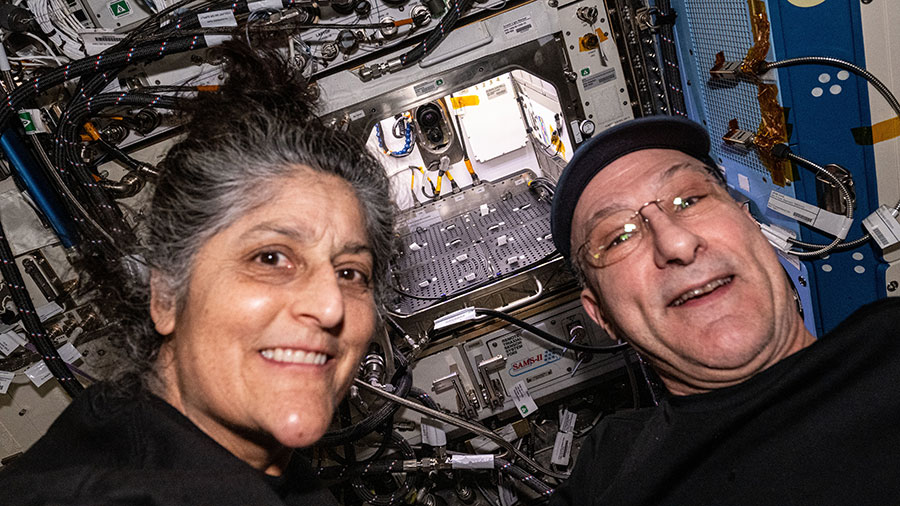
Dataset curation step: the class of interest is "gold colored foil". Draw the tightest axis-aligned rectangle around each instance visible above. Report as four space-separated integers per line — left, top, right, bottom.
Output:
743 0 792 186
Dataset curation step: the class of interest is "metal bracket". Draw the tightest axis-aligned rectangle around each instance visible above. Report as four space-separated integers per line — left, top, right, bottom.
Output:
432 371 479 418
476 355 507 408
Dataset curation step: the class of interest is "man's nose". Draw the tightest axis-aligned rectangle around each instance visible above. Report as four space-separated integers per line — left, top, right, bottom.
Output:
641 205 706 268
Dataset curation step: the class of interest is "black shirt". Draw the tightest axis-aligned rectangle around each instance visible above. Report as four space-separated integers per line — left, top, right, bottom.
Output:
0 381 338 506
551 298 900 506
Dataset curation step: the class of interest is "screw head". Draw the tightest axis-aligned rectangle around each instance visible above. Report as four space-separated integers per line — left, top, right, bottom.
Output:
888 280 898 292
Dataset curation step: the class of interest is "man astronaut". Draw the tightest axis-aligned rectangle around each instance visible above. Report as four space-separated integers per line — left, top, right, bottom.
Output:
547 116 900 505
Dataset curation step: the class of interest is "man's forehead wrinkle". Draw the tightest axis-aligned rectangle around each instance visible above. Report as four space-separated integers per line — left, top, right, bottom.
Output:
660 160 709 181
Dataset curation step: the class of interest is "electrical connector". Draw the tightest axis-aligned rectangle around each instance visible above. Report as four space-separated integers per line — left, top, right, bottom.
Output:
710 51 744 80
723 119 755 149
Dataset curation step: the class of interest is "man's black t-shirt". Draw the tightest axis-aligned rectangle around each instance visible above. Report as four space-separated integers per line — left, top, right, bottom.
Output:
0 380 338 506
551 298 900 506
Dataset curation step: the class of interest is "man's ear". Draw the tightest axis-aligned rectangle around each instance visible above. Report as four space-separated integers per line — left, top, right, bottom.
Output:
581 286 619 341
150 272 176 336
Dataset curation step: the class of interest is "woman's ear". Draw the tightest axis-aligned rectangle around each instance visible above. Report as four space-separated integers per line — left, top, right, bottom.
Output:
150 272 176 336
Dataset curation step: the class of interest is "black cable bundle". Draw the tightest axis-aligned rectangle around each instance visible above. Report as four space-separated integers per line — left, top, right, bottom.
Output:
0 225 82 396
399 0 477 67
0 36 209 396
0 35 208 131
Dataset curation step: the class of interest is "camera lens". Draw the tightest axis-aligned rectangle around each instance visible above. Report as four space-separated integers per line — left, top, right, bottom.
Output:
426 128 443 143
417 104 441 127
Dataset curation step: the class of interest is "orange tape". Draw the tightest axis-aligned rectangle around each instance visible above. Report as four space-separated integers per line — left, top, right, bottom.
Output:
451 95 480 109
595 28 608 43
851 116 900 145
196 85 220 92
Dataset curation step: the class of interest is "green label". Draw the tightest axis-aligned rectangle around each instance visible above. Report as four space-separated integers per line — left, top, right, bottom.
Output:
109 0 131 17
18 112 35 133
580 68 590 77
436 78 444 86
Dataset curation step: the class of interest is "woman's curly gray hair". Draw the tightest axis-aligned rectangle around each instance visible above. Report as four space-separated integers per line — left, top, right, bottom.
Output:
106 43 394 388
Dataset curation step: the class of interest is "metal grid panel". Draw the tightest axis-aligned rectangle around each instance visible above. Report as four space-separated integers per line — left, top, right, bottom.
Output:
390 189 553 314
683 0 769 175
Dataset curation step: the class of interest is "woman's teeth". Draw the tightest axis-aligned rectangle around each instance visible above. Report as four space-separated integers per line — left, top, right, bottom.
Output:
672 276 733 307
260 348 328 365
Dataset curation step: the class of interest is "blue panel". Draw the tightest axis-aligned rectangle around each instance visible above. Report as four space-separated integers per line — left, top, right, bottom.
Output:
769 0 881 334
669 0 882 334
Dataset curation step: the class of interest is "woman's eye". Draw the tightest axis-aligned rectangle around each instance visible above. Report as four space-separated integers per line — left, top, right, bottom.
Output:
255 251 291 268
337 268 370 286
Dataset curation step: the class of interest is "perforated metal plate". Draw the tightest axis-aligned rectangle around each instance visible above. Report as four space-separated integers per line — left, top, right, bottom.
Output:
390 184 554 315
683 0 770 176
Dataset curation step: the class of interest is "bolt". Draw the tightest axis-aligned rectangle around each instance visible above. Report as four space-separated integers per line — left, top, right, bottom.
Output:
548 0 557 7
888 281 898 292
18 409 26 416
861 0 872 4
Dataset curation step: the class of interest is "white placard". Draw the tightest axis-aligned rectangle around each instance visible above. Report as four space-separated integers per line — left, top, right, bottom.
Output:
551 431 574 466
80 31 126 56
197 10 237 47
247 0 281 11
24 361 53 388
501 15 534 40
767 191 851 239
559 407 577 433
0 371 14 394
56 342 83 365
862 205 900 250
738 173 751 192
37 301 63 321
0 331 24 356
421 418 447 447
511 380 538 417
450 454 494 469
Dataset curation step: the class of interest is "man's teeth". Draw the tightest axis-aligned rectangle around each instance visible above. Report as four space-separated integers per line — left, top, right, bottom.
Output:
672 277 733 307
260 348 329 365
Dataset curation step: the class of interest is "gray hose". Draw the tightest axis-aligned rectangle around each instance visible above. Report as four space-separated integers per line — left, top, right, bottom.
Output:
776 149 853 258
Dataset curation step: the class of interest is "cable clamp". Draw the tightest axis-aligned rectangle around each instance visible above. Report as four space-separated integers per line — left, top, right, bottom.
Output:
450 454 494 469
759 222 796 253
433 307 477 330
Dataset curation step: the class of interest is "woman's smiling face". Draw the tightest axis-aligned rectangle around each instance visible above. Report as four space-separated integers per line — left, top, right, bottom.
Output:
151 169 377 472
